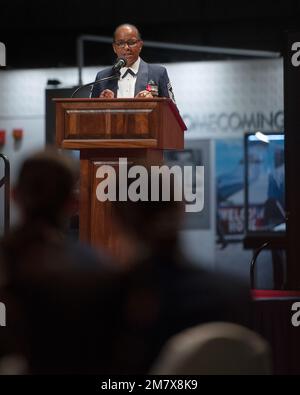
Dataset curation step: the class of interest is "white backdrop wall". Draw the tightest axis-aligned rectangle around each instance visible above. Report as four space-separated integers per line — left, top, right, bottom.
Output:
168 59 283 139
0 58 283 268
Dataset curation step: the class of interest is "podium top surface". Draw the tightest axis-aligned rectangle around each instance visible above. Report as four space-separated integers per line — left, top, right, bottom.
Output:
53 97 187 132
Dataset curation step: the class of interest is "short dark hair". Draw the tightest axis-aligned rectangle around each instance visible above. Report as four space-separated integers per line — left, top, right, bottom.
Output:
113 24 141 42
15 147 78 226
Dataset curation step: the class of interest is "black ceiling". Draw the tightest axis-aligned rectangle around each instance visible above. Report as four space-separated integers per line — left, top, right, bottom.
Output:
2 0 300 68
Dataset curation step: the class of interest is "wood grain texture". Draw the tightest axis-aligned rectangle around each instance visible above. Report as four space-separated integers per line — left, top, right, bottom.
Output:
54 98 184 258
54 98 185 149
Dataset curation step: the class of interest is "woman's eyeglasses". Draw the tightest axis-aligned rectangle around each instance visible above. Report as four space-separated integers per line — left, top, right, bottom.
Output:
114 40 140 48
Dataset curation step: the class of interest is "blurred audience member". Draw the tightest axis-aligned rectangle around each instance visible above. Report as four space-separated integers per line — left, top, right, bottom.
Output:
151 322 271 375
110 168 253 373
0 148 120 373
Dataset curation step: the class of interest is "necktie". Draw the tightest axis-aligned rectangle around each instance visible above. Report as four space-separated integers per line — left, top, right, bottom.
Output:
122 68 136 78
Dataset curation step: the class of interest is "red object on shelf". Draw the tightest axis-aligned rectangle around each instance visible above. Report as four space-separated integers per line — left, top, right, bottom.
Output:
252 289 300 300
0 129 6 145
12 128 23 140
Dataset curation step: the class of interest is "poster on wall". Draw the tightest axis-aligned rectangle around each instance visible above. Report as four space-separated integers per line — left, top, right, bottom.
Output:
216 134 285 247
245 133 285 234
164 139 210 230
215 139 244 245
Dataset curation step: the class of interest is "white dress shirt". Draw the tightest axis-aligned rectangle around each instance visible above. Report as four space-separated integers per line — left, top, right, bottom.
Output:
117 57 141 98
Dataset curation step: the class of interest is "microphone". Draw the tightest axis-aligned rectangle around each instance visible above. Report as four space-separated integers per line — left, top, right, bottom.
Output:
71 58 127 97
112 57 127 73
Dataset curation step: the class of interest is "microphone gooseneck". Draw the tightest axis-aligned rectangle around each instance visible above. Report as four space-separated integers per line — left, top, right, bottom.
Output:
71 58 127 98
71 74 119 98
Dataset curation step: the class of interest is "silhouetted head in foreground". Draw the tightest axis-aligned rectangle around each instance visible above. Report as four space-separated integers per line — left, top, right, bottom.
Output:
14 148 78 228
111 166 184 253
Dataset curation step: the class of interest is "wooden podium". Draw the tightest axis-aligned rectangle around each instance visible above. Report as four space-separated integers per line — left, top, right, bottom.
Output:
55 98 186 256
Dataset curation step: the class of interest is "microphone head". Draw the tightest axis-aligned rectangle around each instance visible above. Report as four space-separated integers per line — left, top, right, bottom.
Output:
113 57 127 72
118 57 127 68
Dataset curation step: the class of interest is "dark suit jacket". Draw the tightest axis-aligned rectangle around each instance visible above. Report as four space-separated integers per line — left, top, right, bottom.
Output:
90 58 175 100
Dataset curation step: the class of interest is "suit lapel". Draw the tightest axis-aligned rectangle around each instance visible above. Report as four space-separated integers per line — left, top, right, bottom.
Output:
135 59 149 96
109 72 119 96
102 67 118 96
100 60 148 97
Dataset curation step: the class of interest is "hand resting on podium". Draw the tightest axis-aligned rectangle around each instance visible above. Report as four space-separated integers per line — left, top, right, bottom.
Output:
99 88 153 99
